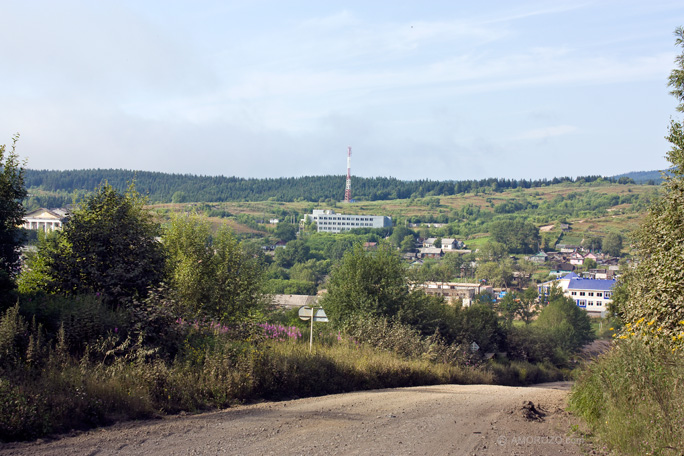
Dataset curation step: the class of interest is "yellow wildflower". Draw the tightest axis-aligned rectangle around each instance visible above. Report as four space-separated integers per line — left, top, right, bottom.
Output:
647 319 656 326
610 327 614 331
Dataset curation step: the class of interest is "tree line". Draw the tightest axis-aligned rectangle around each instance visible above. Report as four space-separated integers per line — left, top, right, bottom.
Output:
23 168 638 205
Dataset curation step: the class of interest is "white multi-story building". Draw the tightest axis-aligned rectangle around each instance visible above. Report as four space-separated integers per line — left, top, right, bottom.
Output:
538 272 616 317
303 209 392 233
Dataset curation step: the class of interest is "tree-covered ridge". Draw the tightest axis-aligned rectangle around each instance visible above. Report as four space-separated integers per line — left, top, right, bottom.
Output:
24 168 630 205
611 169 671 184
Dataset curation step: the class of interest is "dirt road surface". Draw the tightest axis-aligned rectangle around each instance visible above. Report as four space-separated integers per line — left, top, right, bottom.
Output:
0 382 590 456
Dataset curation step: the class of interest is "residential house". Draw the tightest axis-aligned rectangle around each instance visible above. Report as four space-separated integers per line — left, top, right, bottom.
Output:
423 238 438 248
558 244 579 253
271 294 318 309
584 253 599 262
527 251 548 264
440 238 465 250
418 247 443 259
583 268 615 280
363 242 378 250
569 252 585 266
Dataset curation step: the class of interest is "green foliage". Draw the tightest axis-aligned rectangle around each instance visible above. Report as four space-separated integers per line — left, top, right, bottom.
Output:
25 184 166 307
583 257 597 270
489 219 539 254
19 294 123 356
534 295 594 353
400 234 415 252
274 239 310 268
388 225 412 248
288 258 330 284
476 241 508 262
321 243 408 326
602 232 623 257
0 305 28 369
570 339 684 455
274 222 296 242
164 215 265 324
587 236 603 252
0 135 27 306
460 304 506 353
24 167 625 204
612 28 684 340
264 279 317 295
476 260 514 289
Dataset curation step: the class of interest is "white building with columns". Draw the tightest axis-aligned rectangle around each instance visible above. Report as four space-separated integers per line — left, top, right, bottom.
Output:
23 208 68 232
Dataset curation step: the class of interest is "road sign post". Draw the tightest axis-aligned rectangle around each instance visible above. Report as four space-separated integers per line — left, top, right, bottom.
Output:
298 306 329 352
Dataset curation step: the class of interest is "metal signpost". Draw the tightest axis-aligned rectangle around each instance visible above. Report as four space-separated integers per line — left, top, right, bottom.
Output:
298 306 329 352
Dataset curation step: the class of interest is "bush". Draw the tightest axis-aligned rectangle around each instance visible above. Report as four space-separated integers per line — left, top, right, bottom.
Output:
570 339 684 455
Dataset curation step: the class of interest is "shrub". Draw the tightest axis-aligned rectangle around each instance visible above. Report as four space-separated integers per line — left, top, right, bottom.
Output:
570 339 684 455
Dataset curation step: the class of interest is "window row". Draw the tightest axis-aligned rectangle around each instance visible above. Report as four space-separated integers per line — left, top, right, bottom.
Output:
570 291 610 298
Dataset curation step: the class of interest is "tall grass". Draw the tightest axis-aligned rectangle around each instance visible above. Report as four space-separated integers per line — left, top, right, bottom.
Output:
0 300 568 442
569 339 684 455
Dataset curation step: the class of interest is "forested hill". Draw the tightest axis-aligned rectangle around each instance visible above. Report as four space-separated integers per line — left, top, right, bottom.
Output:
25 168 624 204
612 169 670 184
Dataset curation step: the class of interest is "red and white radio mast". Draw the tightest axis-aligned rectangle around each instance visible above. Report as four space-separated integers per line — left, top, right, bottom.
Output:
344 146 352 203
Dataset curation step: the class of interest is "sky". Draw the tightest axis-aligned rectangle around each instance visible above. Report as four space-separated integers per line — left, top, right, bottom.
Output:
1 0 683 181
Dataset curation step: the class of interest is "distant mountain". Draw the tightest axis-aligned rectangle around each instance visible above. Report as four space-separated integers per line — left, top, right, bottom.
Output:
611 170 670 184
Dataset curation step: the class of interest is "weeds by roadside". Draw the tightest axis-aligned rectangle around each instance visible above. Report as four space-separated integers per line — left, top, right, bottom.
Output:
569 338 684 455
0 300 569 442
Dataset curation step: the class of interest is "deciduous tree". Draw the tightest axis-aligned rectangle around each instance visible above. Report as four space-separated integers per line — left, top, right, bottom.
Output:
602 232 623 257
29 184 165 307
321 243 408 327
164 215 265 323
612 27 684 339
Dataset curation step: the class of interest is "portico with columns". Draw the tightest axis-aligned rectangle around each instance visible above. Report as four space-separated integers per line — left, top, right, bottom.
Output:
23 208 68 232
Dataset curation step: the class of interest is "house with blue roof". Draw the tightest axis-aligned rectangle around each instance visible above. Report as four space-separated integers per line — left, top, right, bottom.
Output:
538 273 616 317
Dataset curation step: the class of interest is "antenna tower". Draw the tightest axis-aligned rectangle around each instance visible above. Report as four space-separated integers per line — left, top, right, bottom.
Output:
344 146 352 203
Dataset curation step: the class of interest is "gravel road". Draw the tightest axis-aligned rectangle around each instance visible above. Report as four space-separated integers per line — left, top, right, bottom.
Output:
0 382 589 456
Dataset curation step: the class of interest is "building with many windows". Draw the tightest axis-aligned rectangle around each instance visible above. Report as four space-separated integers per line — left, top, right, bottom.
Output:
303 209 391 233
538 272 616 317
418 281 493 307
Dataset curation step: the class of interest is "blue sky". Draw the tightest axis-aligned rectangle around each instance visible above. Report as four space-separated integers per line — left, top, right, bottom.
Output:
1 0 683 180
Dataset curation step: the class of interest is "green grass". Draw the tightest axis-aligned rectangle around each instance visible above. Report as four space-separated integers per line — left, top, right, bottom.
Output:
569 339 684 455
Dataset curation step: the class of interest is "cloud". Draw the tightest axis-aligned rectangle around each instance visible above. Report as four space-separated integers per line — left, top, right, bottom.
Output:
512 125 579 141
